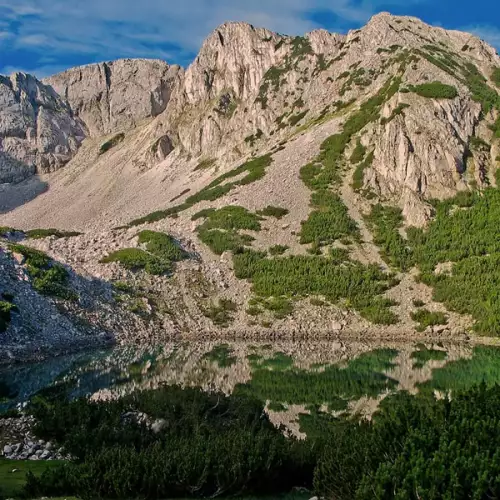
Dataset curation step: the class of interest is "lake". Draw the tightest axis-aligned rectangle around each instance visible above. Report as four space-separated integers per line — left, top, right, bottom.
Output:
2 340 500 435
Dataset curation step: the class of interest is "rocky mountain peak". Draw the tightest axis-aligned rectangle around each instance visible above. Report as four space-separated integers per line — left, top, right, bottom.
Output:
44 58 182 136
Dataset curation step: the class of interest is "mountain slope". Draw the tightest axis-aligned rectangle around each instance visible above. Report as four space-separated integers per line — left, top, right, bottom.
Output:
1 12 500 362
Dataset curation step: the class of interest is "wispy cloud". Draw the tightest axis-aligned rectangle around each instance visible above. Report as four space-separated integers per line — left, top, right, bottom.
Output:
0 0 398 64
2 0 491 79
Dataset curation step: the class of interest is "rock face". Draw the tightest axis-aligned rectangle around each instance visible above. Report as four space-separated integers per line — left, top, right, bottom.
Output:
2 14 499 223
44 59 183 136
0 73 85 183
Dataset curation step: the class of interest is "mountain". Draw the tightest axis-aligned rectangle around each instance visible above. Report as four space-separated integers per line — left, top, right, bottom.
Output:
0 12 499 363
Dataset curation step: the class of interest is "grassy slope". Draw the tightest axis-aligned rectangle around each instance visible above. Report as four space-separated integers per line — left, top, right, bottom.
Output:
0 459 66 497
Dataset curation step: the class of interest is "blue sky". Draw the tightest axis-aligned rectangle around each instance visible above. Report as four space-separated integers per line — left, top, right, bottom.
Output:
0 0 498 78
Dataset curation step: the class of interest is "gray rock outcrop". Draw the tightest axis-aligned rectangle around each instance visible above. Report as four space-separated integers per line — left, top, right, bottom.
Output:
44 59 182 136
0 73 85 183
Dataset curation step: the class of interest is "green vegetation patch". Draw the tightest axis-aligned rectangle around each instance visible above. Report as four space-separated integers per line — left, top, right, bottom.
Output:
298 78 401 249
0 226 16 237
102 231 187 275
366 189 500 334
198 229 254 255
411 345 447 368
195 206 262 232
8 244 76 300
232 250 397 324
316 385 500 499
410 189 500 334
138 230 188 262
26 386 312 499
257 206 289 219
203 299 238 326
380 103 410 124
203 344 237 367
0 300 17 332
300 191 359 245
128 155 273 226
250 296 294 319
350 139 366 164
409 81 458 99
194 158 216 171
365 204 413 271
194 206 261 255
269 244 289 256
288 110 309 126
493 67 500 88
101 248 172 275
410 309 448 332
0 459 66 497
25 228 81 239
99 133 125 155
352 151 374 192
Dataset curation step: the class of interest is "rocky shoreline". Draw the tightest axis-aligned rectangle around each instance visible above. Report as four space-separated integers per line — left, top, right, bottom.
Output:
0 416 67 461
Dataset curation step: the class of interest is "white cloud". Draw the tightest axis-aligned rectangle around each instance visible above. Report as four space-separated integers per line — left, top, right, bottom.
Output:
17 33 50 46
0 0 391 65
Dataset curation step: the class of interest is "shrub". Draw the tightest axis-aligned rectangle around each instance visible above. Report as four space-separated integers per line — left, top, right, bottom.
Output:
329 247 350 263
410 81 458 99
198 228 254 255
289 110 308 126
365 204 414 271
232 252 396 324
203 299 238 326
193 158 216 171
0 227 16 237
137 230 188 262
99 133 125 155
0 300 17 332
102 231 187 275
492 67 500 89
245 129 264 147
269 244 289 256
380 103 410 124
257 206 289 219
257 296 294 319
25 229 81 239
410 308 448 332
194 206 261 254
26 386 314 499
101 248 172 275
316 385 500 499
350 139 366 164
195 206 262 232
8 244 75 300
469 136 490 151
352 151 374 192
300 191 359 245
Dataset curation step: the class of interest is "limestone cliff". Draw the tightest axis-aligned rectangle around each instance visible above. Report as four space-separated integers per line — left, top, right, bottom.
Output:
0 73 84 183
44 59 182 136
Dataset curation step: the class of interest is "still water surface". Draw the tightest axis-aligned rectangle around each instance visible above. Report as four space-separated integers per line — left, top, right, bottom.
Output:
1 340 499 434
